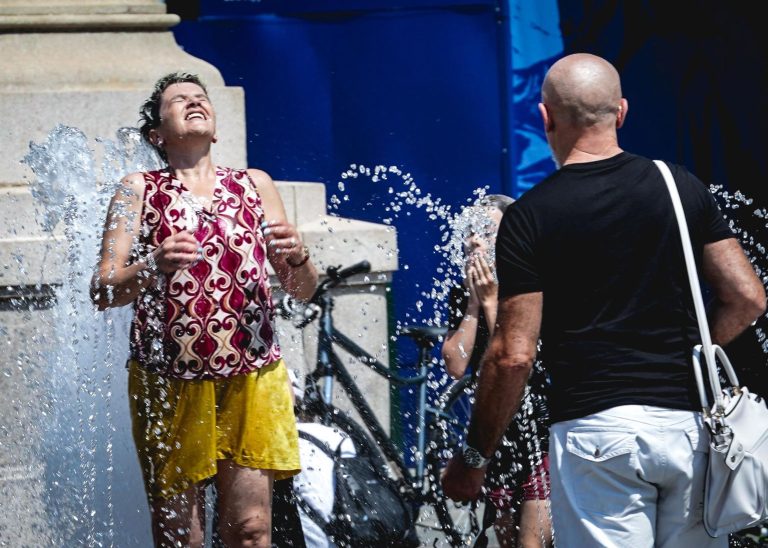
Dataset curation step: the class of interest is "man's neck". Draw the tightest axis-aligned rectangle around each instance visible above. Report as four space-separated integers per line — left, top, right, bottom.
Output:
561 145 623 166
556 132 623 166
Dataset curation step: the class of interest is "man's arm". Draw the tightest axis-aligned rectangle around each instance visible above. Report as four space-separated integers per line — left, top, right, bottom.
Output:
466 291 542 455
441 291 542 502
701 238 766 345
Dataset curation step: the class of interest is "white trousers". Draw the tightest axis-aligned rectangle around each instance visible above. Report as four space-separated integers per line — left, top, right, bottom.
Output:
549 405 727 548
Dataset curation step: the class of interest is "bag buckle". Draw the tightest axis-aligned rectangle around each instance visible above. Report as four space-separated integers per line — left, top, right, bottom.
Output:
709 414 733 450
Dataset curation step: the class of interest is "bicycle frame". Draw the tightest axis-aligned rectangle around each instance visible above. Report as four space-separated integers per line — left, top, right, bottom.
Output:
307 291 438 491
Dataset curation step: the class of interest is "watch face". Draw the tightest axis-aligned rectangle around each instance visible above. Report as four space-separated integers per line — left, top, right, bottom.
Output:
462 446 486 468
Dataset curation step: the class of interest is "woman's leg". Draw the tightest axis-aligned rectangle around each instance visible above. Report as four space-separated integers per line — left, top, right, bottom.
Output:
493 510 519 547
150 482 207 548
516 499 553 548
215 460 274 548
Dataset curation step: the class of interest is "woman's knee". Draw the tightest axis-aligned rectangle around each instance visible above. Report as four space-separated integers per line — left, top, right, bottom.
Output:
215 462 273 547
150 489 206 548
218 514 271 548
153 522 205 548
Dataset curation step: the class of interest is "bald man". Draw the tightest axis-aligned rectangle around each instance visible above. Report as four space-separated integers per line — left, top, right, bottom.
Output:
441 53 765 547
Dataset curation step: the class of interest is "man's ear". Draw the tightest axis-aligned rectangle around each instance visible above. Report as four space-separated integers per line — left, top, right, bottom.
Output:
616 98 628 129
212 134 218 144
538 103 554 132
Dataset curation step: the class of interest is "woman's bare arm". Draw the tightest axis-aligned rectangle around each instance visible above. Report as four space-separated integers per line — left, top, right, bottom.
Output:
90 174 151 310
441 299 480 379
249 168 318 301
90 173 199 310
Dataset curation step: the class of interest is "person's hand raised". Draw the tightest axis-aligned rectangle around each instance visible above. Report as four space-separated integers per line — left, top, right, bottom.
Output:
262 219 308 267
466 253 498 308
153 231 199 272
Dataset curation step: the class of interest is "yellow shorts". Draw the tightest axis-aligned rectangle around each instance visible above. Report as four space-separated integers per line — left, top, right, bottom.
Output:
128 358 300 500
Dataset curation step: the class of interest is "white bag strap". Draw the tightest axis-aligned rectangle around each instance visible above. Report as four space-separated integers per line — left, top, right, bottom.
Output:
653 160 740 414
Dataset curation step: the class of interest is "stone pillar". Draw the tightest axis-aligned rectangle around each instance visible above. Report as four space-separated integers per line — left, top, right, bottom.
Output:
0 1 398 544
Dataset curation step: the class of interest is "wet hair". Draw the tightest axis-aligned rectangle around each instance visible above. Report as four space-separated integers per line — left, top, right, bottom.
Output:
138 71 208 159
476 193 515 213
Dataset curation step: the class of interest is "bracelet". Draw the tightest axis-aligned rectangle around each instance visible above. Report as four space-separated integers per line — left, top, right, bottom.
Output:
143 250 160 274
286 245 310 268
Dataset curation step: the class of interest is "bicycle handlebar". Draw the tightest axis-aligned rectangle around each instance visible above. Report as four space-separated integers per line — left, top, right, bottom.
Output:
333 260 372 281
309 260 371 303
278 260 372 328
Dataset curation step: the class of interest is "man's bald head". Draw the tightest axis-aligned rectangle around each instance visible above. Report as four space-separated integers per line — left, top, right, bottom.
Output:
542 53 622 128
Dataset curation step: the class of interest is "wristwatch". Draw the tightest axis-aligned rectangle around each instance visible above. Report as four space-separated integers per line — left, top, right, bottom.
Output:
461 443 490 469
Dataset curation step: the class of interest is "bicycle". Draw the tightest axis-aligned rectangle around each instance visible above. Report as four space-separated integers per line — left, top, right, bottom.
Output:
278 260 483 546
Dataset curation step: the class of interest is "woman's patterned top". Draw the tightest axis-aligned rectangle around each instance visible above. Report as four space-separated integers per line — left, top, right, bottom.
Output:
129 167 281 379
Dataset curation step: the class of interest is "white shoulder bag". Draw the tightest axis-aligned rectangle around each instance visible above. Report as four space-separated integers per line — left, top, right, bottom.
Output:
655 159 768 537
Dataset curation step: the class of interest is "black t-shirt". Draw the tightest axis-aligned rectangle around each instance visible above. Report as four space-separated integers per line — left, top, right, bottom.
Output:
496 152 734 423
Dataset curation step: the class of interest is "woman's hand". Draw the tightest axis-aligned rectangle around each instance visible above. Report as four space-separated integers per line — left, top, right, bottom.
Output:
153 231 200 272
250 168 318 301
263 220 307 266
464 257 480 308
466 253 498 308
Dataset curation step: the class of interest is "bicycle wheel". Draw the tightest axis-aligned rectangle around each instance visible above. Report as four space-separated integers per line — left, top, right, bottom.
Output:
299 399 393 481
425 375 483 547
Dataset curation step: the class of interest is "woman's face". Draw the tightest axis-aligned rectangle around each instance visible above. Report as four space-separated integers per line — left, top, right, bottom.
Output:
153 82 217 145
464 207 503 259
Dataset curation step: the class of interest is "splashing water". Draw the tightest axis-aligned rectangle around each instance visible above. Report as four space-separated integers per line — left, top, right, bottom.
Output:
330 163 494 328
328 164 486 403
19 124 161 545
24 126 95 233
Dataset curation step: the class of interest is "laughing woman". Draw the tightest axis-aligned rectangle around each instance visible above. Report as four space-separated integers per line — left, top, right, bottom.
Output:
90 72 317 547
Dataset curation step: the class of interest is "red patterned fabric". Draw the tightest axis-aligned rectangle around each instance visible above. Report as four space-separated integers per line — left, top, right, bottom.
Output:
487 453 551 511
129 167 281 379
